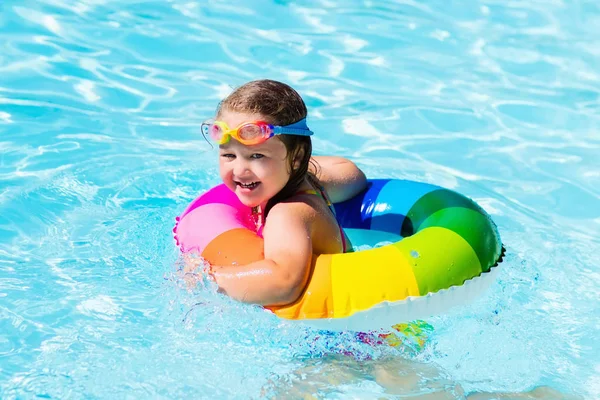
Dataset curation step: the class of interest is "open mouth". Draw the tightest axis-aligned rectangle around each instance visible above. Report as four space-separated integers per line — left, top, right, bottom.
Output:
235 181 260 190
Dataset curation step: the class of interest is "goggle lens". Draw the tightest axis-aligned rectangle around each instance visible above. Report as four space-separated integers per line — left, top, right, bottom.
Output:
209 124 224 142
238 124 265 142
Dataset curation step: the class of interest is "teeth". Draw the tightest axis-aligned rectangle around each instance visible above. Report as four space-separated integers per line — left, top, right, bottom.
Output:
238 182 259 189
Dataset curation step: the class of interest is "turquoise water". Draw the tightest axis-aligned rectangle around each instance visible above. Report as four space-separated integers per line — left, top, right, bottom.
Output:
1 0 599 398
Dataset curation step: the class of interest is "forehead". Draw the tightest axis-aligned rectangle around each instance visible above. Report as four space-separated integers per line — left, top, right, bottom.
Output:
218 110 267 127
218 133 287 153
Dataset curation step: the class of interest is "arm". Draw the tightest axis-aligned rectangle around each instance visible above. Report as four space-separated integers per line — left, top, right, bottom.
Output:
310 156 367 203
209 202 313 306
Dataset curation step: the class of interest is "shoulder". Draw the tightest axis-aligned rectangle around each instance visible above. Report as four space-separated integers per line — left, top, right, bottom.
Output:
262 197 315 256
266 196 318 227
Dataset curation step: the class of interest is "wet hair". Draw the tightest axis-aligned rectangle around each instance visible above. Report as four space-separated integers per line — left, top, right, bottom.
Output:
216 79 318 215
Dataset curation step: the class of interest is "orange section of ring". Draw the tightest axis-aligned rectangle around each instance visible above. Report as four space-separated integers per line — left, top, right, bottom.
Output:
201 228 264 266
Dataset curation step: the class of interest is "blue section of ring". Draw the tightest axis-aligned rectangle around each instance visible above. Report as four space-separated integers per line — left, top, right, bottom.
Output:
334 179 440 234
370 180 437 233
333 179 388 229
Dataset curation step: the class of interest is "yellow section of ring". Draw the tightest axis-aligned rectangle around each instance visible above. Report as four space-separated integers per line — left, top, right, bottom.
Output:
330 244 420 317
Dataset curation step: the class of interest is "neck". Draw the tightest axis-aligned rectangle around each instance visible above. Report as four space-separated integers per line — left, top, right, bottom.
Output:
259 200 268 211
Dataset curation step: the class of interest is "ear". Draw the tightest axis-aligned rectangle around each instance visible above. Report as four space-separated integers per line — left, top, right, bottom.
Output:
292 148 305 170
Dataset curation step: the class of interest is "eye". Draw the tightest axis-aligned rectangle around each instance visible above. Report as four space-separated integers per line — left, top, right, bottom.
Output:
220 153 235 159
250 153 265 159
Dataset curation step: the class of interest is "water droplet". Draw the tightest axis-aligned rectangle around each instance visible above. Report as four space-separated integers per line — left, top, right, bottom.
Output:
410 250 420 258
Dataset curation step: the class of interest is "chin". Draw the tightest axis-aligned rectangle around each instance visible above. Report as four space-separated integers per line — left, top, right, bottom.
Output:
238 197 260 208
234 191 262 208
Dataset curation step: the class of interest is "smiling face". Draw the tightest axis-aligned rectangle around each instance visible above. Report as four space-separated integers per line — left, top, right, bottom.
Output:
217 110 292 208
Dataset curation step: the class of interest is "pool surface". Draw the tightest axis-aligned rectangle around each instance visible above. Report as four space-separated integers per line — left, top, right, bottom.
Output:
1 0 599 398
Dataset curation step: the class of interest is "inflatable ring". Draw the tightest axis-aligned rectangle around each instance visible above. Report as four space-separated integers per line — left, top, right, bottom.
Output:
173 179 504 332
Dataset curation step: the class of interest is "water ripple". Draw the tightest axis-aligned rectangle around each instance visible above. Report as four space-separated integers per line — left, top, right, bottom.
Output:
1 0 598 398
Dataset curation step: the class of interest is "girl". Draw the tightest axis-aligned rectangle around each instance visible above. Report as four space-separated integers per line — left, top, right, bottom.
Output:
199 79 366 306
189 80 576 400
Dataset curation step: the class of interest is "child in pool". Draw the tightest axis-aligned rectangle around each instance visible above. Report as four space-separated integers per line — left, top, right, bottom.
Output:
199 79 366 305
189 81 581 400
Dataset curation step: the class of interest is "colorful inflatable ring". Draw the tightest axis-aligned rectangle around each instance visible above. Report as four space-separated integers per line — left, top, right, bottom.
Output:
173 179 504 332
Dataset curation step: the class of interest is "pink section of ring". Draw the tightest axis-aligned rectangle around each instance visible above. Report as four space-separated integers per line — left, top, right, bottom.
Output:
173 184 257 253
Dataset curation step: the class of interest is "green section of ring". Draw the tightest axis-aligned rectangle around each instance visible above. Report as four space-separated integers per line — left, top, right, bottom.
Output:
419 207 500 272
393 226 482 294
401 189 484 236
400 188 502 270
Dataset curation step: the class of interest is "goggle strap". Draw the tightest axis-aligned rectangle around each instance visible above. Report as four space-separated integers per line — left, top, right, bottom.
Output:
273 118 314 136
274 127 314 136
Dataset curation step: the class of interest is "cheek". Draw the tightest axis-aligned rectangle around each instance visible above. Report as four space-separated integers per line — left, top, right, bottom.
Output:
218 160 226 175
270 160 292 184
218 160 233 183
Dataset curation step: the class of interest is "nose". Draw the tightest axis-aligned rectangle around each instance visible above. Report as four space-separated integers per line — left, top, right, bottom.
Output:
233 157 250 177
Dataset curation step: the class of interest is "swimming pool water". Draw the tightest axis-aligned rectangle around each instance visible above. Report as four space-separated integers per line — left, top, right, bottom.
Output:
1 0 599 398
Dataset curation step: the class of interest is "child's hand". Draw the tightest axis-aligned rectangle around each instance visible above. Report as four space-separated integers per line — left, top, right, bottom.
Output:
181 253 213 290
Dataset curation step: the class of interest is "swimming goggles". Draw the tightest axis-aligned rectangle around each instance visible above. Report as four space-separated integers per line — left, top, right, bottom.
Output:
201 118 314 145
